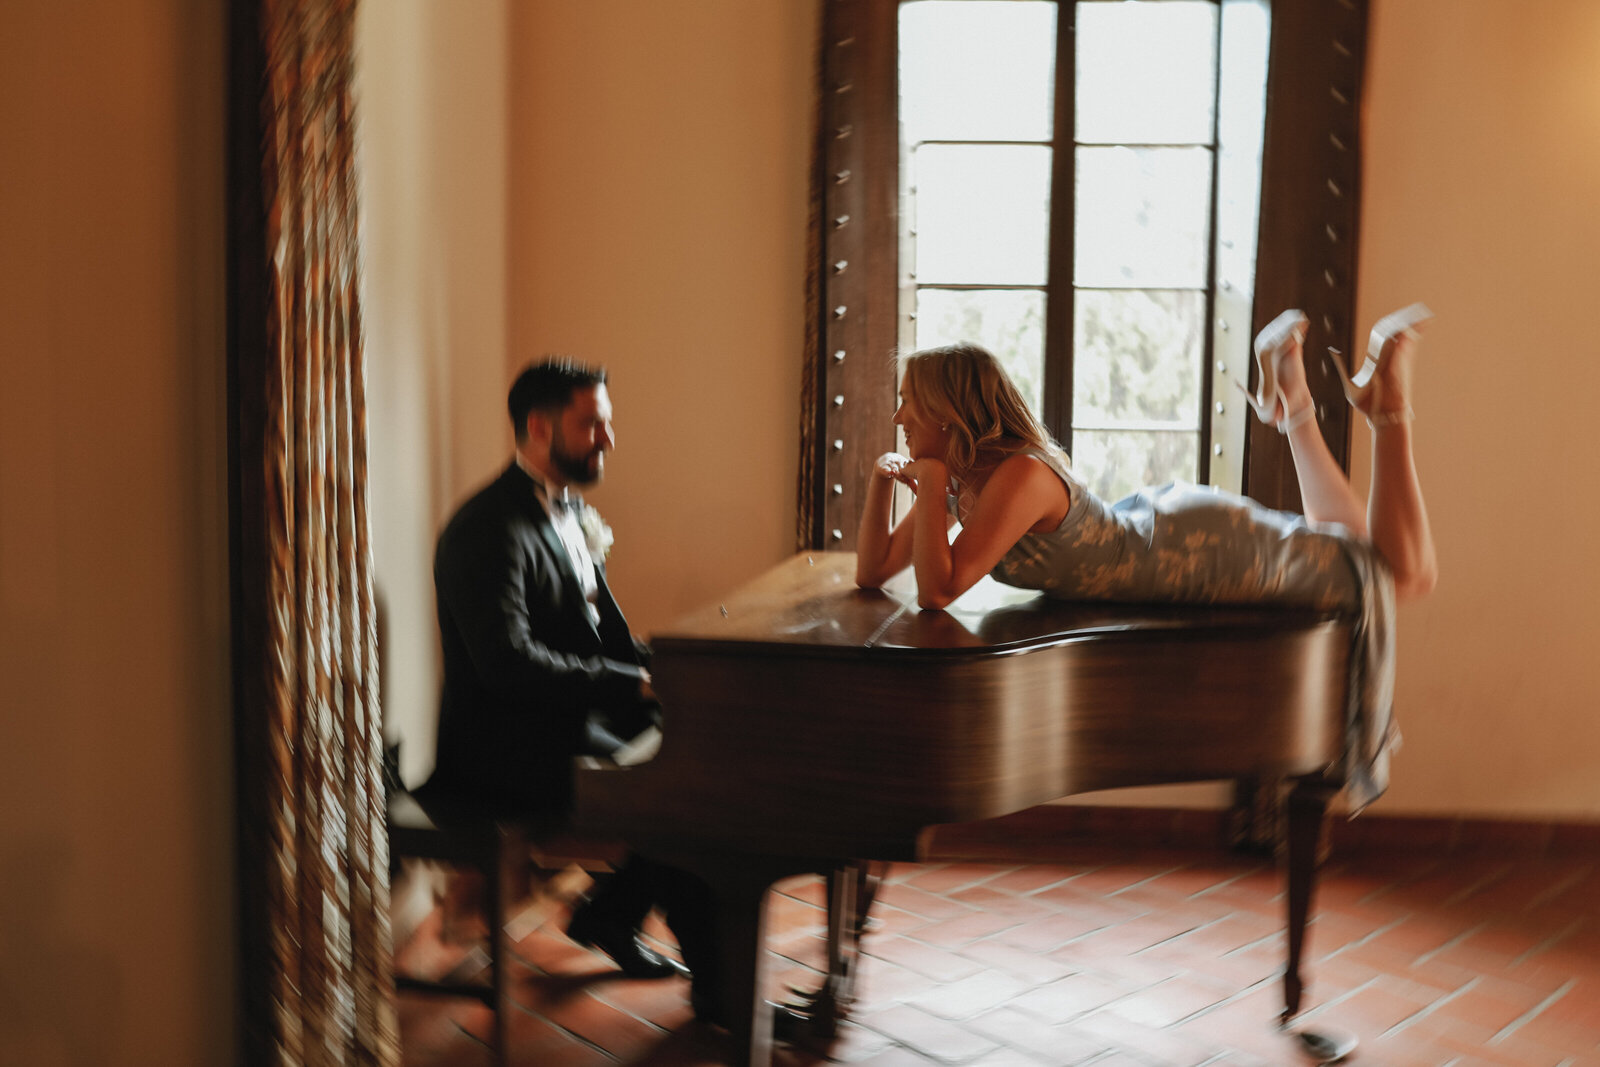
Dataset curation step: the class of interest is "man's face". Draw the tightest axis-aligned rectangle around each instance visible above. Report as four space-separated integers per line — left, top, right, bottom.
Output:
548 383 614 486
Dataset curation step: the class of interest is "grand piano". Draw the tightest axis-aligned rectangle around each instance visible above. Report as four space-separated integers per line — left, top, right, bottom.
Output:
574 552 1355 1066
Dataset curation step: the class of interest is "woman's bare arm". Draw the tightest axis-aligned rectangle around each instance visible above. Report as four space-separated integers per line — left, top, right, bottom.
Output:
855 453 918 587
905 453 1069 610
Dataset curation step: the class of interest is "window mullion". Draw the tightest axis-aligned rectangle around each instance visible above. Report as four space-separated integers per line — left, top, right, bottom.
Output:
1198 0 1226 486
1041 0 1078 450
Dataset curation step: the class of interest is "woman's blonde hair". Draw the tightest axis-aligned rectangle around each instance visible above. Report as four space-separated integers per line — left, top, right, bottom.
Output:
899 342 1061 490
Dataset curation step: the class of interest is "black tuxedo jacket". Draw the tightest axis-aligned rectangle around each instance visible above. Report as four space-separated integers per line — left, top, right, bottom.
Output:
425 462 649 816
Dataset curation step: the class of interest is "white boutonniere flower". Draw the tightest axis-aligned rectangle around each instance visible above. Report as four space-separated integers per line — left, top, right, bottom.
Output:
579 504 614 563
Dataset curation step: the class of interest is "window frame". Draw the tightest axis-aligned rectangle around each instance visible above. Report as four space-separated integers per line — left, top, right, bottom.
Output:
1039 0 1225 495
799 0 1368 551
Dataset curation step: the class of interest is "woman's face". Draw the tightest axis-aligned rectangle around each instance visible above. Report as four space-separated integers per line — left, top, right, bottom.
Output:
894 381 950 461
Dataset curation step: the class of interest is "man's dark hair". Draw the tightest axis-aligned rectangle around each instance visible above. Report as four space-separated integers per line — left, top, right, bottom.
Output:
507 358 608 441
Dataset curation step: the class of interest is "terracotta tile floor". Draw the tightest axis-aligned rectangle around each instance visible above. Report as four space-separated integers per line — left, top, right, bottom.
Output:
397 847 1600 1066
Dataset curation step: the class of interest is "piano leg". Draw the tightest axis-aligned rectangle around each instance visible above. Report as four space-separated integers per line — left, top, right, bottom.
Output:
723 874 776 1067
693 857 876 1066
1282 777 1360 1060
695 860 786 1067
1282 775 1335 1022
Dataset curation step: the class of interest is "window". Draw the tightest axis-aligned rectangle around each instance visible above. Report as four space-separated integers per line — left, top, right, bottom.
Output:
900 0 1270 503
803 0 1369 550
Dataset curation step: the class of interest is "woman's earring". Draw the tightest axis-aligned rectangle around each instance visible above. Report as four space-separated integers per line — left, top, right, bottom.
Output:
941 423 949 430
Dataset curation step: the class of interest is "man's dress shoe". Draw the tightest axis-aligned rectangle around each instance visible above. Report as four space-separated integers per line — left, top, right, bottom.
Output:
565 906 689 980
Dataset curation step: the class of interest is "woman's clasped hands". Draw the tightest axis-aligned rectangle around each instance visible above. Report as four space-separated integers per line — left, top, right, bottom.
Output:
873 451 943 494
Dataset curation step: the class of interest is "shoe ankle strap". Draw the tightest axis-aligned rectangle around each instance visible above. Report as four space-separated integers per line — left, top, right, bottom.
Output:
1367 405 1415 429
1278 404 1317 434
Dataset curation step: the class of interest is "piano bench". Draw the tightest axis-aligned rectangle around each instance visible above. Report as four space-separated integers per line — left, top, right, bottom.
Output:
387 787 625 1066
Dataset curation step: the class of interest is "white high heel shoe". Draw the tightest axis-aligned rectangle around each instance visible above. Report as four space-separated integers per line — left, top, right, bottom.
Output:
1329 302 1433 427
1245 309 1314 433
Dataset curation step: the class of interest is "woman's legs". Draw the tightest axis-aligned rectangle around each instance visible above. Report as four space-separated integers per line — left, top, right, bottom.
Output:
1348 324 1439 599
1269 327 1369 534
1260 315 1452 601
1262 311 1438 601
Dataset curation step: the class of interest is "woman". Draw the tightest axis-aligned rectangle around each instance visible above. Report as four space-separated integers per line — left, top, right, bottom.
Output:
854 306 1436 810
855 305 1438 611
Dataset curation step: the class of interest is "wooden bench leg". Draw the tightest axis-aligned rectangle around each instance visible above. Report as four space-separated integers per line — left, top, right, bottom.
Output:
486 825 527 1067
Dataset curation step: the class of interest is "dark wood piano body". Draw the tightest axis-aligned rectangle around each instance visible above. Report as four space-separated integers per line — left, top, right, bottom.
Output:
575 553 1351 1065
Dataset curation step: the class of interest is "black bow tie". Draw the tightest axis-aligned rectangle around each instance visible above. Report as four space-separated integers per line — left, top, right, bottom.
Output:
536 482 574 516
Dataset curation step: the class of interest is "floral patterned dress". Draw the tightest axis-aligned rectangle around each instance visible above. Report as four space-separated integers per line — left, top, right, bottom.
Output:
981 446 1399 809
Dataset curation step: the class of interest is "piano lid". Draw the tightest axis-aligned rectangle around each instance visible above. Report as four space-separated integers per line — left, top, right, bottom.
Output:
651 552 1340 658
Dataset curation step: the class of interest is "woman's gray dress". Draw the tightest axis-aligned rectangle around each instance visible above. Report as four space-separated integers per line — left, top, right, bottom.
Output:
980 447 1398 809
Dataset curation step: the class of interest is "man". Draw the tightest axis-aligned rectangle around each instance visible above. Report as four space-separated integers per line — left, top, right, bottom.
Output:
424 359 704 987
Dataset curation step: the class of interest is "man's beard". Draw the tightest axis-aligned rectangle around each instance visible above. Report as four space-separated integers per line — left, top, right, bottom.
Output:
550 433 603 486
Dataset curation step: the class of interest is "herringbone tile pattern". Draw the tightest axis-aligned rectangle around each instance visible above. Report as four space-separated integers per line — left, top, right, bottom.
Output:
397 847 1600 1066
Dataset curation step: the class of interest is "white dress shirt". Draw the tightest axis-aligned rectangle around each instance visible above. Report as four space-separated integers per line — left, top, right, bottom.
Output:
517 455 601 625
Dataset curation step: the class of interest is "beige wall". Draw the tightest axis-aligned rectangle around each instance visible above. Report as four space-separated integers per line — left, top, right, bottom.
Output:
360 0 818 784
358 0 512 786
0 2 234 1064
1351 0 1600 817
505 1 818 633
